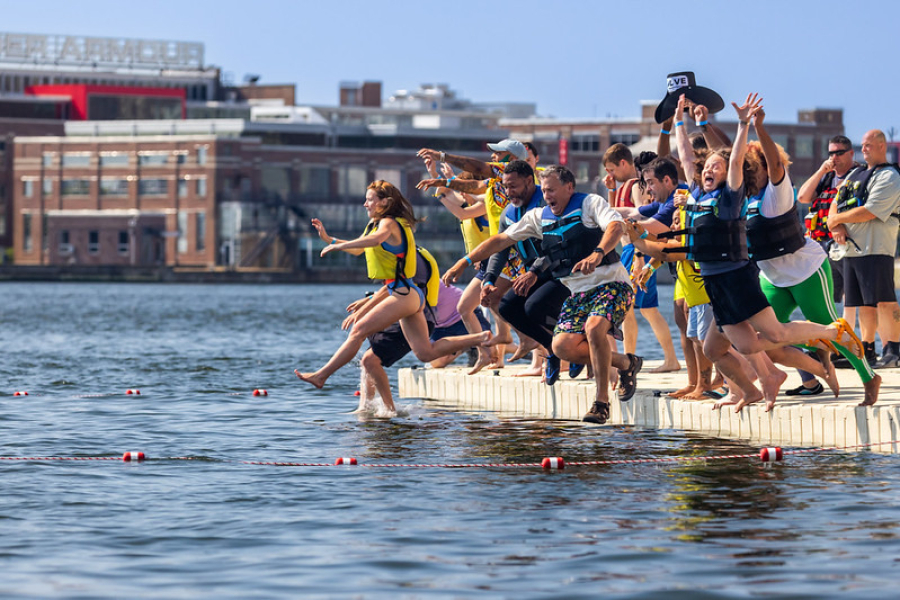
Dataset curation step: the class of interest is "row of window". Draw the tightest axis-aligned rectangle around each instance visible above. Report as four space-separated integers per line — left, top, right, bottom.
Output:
23 177 207 197
41 147 209 168
22 213 207 255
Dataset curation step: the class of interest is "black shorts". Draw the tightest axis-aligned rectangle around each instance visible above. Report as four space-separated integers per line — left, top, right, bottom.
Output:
367 310 435 368
704 262 771 327
842 255 897 307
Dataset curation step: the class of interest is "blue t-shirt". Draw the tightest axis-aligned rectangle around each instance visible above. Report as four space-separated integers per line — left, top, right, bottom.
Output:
637 183 689 227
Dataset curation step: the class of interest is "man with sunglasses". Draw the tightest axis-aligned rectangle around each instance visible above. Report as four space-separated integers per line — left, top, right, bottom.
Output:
827 130 900 371
797 135 862 305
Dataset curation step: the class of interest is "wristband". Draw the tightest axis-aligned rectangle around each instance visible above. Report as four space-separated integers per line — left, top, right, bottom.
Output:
660 129 671 135
440 152 446 162
639 230 649 239
464 255 473 266
649 264 658 273
739 120 750 125
330 238 337 244
675 121 684 128
696 120 708 127
434 192 445 199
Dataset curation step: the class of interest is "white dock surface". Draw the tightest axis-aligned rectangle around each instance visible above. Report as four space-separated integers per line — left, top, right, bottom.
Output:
398 361 900 454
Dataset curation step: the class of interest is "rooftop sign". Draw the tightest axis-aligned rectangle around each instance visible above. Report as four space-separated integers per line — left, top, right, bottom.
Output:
0 32 204 70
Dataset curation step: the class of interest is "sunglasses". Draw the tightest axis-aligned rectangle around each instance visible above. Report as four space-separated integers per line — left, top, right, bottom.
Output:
828 148 851 157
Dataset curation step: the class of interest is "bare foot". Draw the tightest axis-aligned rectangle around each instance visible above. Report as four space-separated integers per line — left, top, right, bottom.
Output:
295 369 325 389
759 368 788 412
713 395 740 410
468 348 493 375
732 388 765 412
513 365 543 377
682 387 710 400
668 384 696 399
650 361 682 374
859 374 882 406
818 350 840 397
484 334 512 348
508 338 539 362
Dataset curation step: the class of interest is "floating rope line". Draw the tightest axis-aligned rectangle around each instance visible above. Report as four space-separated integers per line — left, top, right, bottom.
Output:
0 440 896 468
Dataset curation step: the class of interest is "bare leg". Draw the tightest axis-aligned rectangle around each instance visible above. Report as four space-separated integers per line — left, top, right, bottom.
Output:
704 326 764 409
640 307 681 373
622 307 638 355
459 279 492 374
360 350 395 413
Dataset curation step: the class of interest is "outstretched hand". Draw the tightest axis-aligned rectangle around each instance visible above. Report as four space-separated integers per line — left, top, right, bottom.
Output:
310 218 329 242
416 178 442 191
416 148 441 162
731 93 762 123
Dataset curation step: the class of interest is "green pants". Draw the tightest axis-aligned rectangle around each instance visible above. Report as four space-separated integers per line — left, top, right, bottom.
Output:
760 260 875 383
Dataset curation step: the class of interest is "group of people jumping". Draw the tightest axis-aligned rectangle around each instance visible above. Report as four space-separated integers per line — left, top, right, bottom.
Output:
296 73 900 423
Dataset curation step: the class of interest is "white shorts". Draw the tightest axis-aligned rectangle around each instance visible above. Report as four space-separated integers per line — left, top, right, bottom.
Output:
687 303 714 341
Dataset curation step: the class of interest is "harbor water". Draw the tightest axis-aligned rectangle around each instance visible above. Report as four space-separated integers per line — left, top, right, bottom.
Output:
1 282 898 599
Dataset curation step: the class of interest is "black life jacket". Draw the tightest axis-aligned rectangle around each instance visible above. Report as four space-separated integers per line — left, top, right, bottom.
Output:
501 187 544 267
658 189 748 263
745 195 806 261
540 193 619 279
834 163 900 218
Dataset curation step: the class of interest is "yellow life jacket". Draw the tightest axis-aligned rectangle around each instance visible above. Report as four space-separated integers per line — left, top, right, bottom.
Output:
675 259 709 308
415 246 441 308
459 215 490 254
363 218 416 282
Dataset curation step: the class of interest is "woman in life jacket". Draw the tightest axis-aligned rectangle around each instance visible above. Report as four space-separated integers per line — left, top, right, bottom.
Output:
295 180 490 394
742 108 879 407
673 93 853 413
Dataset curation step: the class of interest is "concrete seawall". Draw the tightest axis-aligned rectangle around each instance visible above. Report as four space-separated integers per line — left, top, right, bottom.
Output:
398 362 900 454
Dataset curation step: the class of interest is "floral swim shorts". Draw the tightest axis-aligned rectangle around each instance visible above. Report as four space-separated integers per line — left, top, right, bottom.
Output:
554 281 634 336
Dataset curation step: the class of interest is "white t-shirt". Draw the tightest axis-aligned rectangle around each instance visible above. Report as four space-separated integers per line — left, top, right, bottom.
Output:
755 173 827 287
504 193 630 294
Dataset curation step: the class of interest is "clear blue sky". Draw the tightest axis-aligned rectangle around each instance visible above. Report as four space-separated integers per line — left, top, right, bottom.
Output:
4 0 897 141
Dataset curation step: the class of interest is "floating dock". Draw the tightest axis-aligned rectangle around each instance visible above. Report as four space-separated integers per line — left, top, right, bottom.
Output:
398 362 900 454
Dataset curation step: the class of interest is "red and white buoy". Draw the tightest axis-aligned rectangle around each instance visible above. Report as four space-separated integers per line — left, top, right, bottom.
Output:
759 447 783 462
126 389 141 395
253 389 268 396
13 391 28 396
334 457 358 465
123 451 146 462
541 457 565 470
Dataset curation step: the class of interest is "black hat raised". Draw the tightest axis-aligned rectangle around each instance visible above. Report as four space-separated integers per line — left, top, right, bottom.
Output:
654 71 725 124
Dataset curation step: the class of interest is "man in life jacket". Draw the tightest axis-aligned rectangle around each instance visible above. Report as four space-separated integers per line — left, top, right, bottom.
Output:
442 165 639 425
609 153 682 374
828 129 900 369
797 135 863 305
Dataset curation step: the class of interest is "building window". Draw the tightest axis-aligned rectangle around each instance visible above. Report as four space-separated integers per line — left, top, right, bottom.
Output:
88 230 100 254
576 162 590 183
609 133 640 147
197 146 208 165
178 178 188 198
177 211 188 254
59 230 72 255
176 153 187 164
138 178 168 196
571 134 600 153
62 153 91 168
42 178 53 195
337 166 368 197
196 211 206 251
42 153 54 167
794 135 814 159
118 231 129 255
23 214 32 252
99 153 129 167
299 166 331 197
196 177 207 197
138 153 169 166
100 178 128 196
23 180 34 198
61 179 91 196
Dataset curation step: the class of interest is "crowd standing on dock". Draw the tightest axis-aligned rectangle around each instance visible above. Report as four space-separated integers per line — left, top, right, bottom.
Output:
296 72 900 422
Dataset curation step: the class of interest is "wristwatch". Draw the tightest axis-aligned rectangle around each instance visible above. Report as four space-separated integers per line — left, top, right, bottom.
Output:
592 248 606 255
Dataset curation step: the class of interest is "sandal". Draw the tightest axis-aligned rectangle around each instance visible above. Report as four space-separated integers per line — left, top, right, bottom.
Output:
582 400 610 424
831 318 865 359
616 354 643 402
807 338 839 355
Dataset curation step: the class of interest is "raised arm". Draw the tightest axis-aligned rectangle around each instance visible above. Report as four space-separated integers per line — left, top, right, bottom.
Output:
727 93 760 191
674 94 697 183
797 158 834 205
752 106 785 185
416 148 494 179
657 116 674 158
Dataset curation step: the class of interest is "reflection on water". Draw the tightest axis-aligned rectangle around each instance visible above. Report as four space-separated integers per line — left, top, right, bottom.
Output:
0 282 898 599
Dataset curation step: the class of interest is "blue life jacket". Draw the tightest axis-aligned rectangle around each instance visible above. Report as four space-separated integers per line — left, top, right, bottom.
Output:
540 193 619 279
659 189 748 262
